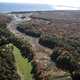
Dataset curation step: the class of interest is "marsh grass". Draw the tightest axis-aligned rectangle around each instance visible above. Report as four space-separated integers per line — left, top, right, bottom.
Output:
13 45 33 80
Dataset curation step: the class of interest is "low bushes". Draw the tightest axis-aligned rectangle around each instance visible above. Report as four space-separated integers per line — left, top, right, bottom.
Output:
25 30 41 37
0 23 14 39
0 17 35 80
0 23 12 46
0 23 34 61
17 22 41 37
0 36 9 46
0 44 20 80
0 21 35 80
39 34 80 56
50 46 80 80
0 15 11 24
17 26 41 37
9 37 34 62
31 61 48 80
16 27 24 33
39 35 59 49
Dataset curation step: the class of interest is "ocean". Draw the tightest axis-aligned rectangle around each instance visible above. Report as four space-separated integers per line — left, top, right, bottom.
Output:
0 3 54 12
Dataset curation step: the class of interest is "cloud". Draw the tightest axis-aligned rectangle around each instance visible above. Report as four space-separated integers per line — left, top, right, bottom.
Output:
0 0 52 4
0 0 80 10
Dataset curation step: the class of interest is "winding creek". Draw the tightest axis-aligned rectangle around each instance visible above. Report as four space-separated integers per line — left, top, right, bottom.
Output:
7 13 70 80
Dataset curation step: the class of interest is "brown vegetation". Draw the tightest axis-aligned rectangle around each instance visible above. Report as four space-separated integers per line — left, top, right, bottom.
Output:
2 11 80 80
0 15 11 24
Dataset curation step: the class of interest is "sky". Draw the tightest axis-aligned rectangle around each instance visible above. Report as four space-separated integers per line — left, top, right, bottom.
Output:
0 0 80 10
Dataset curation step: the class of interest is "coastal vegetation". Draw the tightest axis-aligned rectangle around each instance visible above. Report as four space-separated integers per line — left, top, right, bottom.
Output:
13 45 33 80
0 11 80 80
0 15 33 80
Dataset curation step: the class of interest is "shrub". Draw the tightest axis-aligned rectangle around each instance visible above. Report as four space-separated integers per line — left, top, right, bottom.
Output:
39 35 59 49
0 44 20 80
0 15 11 24
25 30 41 37
50 46 80 80
0 23 12 46
9 37 33 61
17 22 41 37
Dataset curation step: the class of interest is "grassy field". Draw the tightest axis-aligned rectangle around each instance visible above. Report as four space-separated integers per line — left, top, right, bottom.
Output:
13 45 33 80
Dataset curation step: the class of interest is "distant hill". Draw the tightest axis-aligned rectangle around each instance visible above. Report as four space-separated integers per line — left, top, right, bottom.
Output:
0 3 54 12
